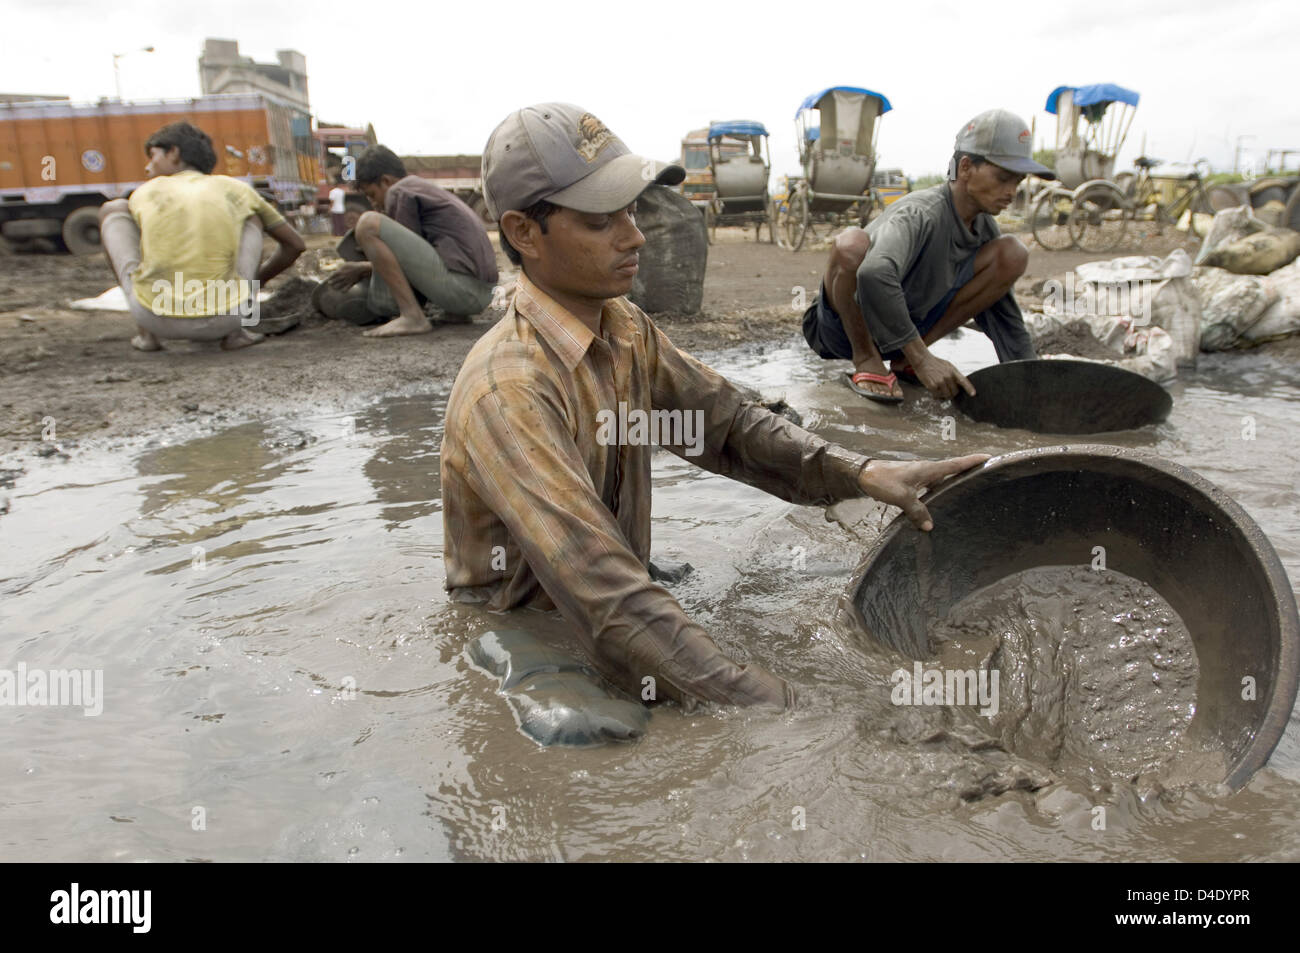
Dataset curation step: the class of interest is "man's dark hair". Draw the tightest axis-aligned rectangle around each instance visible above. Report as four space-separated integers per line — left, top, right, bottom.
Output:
144 122 217 174
354 145 408 186
953 151 988 172
499 199 560 267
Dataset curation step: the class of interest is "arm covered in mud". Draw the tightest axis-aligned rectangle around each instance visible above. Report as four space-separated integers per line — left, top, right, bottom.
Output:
460 376 793 712
644 316 988 528
644 316 870 505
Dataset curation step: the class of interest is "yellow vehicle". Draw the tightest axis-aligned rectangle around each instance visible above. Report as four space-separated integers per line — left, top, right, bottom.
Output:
678 126 748 210
872 168 909 208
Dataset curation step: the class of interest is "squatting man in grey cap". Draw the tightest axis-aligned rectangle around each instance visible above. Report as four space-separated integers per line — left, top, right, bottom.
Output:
439 102 987 721
802 109 1053 404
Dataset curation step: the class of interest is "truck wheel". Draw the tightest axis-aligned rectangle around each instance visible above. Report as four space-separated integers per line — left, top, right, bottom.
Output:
62 206 103 256
343 195 371 231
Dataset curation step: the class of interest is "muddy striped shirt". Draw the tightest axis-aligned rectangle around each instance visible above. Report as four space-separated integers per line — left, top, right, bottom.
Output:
440 272 872 709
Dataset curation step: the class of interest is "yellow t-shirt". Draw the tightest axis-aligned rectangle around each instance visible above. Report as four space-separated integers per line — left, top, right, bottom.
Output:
128 171 286 317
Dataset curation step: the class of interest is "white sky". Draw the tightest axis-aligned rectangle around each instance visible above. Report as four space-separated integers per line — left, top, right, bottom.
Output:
4 0 1296 180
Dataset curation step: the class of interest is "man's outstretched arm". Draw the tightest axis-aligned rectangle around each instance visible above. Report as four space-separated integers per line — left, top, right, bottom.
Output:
645 316 987 528
460 376 793 710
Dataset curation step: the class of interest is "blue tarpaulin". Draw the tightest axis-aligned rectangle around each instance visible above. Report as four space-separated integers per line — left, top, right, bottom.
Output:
796 86 892 117
708 120 768 139
1046 83 1140 115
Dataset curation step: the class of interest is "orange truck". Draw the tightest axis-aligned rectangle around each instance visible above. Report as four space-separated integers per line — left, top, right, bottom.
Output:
0 93 319 254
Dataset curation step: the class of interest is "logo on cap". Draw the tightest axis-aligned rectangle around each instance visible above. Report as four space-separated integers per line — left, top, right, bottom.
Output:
577 114 616 163
1019 129 1031 144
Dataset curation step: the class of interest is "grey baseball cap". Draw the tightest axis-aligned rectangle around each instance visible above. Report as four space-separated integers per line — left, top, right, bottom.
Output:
952 109 1055 179
481 103 685 219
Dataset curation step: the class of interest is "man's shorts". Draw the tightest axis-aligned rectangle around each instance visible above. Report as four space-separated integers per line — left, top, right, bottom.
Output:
802 254 978 362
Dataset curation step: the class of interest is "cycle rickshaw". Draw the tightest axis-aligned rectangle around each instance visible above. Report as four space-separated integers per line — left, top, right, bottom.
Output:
704 120 776 243
777 85 891 251
1030 83 1214 252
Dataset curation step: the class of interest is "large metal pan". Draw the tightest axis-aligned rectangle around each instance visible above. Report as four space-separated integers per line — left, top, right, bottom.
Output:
846 446 1299 792
954 359 1172 434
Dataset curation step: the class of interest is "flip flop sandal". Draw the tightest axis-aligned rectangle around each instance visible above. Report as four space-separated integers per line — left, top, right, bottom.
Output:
892 363 923 386
843 370 904 405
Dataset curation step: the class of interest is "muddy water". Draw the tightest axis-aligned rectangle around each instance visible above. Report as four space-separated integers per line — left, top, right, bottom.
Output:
931 566 1200 786
2 329 1299 861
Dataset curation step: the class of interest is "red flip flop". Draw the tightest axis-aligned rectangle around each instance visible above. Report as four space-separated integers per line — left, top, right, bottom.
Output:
892 363 922 386
843 370 904 404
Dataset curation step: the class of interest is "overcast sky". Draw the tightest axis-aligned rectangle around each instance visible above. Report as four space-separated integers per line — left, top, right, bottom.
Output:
4 0 1295 180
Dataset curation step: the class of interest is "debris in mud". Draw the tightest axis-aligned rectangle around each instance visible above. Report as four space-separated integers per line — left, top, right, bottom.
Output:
256 276 321 335
1032 319 1120 361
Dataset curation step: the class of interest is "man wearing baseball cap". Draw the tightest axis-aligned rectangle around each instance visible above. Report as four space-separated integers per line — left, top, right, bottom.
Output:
802 108 1052 403
439 103 987 720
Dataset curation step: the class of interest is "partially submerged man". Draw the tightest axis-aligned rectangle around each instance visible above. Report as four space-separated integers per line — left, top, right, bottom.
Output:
802 109 1052 403
99 121 306 352
441 103 988 712
322 146 497 338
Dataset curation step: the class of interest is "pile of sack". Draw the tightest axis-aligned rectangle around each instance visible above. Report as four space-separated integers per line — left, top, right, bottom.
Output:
1027 205 1300 379
1192 205 1300 349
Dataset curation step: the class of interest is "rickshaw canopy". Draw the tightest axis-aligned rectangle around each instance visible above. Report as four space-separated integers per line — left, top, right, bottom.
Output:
708 120 768 139
1046 83 1140 117
796 86 892 117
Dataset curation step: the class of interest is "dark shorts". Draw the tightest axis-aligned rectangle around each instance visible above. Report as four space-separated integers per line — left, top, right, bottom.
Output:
802 255 979 363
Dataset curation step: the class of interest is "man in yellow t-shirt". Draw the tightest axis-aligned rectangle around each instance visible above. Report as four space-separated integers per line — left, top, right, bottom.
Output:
98 121 306 351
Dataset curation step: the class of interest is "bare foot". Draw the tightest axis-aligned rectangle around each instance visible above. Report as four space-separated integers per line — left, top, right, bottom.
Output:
131 331 163 352
363 313 433 338
853 361 903 400
220 329 264 351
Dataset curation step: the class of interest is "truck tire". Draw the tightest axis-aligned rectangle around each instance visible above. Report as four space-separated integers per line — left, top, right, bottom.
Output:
62 206 103 256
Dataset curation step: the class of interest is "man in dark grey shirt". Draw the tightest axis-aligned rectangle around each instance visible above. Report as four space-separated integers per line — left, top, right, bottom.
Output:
323 145 499 337
802 109 1052 402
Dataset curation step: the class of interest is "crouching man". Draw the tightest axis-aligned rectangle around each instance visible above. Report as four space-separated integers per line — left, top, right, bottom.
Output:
441 103 988 715
803 109 1050 403
99 121 305 352
322 146 498 337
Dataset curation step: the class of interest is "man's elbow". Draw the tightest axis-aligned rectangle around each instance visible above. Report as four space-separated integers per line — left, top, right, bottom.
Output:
281 230 307 257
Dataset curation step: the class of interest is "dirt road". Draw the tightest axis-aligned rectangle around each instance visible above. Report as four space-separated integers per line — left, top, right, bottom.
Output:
0 226 1200 460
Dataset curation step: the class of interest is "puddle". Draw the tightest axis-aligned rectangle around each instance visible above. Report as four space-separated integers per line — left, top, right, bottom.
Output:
2 329 1299 861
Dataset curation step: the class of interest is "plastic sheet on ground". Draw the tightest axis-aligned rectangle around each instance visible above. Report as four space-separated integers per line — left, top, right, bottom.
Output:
69 285 274 313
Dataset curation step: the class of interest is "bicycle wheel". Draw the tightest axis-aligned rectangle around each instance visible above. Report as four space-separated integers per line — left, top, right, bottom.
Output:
785 189 809 251
1069 184 1129 253
1031 190 1076 251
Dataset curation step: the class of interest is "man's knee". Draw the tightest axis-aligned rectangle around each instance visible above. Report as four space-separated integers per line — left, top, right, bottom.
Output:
98 198 128 223
831 227 871 273
355 210 383 242
992 236 1029 283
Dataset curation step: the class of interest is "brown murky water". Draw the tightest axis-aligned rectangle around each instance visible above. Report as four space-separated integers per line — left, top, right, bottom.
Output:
2 329 1299 861
931 566 1201 786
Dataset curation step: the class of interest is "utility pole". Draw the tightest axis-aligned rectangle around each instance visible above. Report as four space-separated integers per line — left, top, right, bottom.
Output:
1234 134 1256 176
112 46 155 100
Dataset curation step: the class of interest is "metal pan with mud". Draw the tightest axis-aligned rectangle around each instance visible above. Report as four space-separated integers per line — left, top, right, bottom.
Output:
954 358 1172 434
846 445 1300 792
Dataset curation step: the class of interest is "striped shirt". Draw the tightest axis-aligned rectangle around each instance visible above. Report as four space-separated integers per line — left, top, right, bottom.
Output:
441 272 872 710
